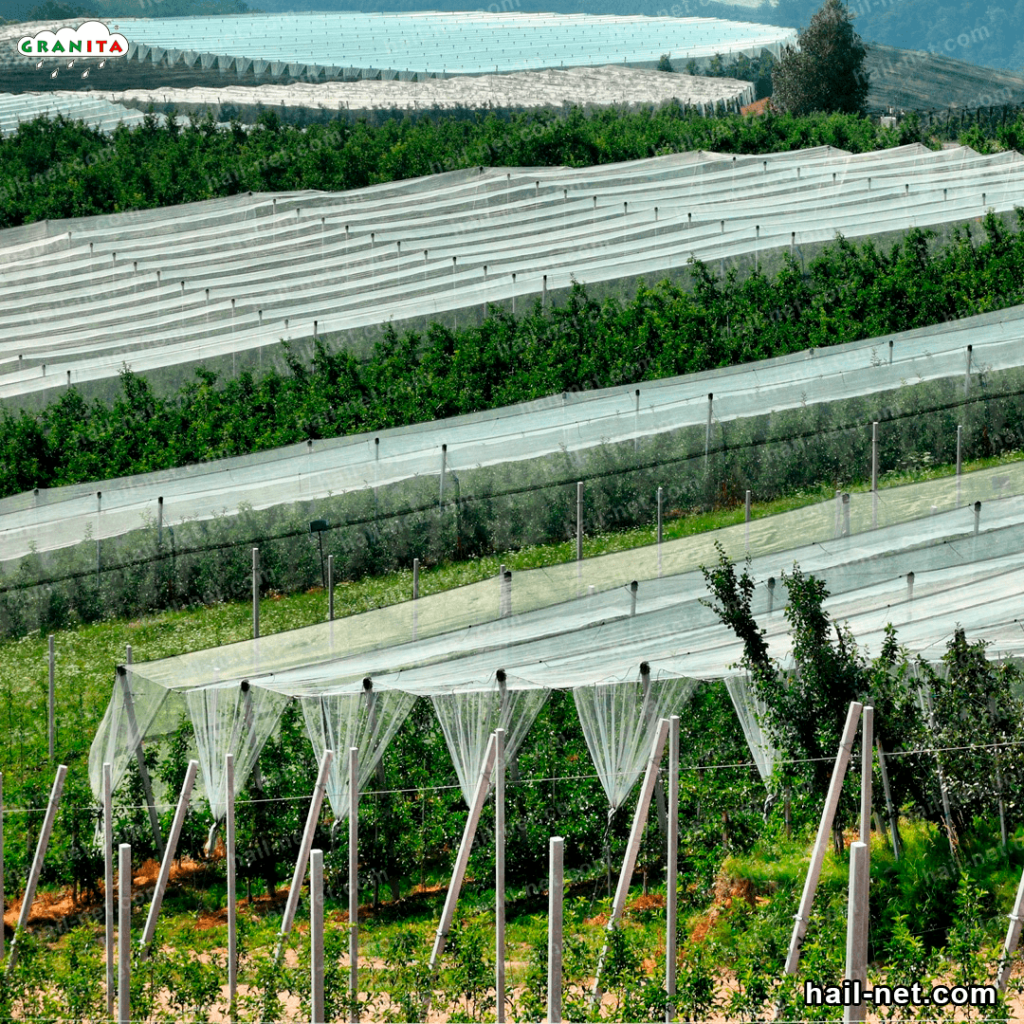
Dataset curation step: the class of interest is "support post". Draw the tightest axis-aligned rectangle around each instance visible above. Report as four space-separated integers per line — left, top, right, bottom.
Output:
592 718 670 1004
576 481 583 562
974 500 981 536
860 707 873 843
965 344 973 397
104 763 114 1014
666 717 679 1023
328 554 334 622
7 764 67 971
141 759 198 954
548 836 564 1024
226 753 237 1019
118 844 130 1024
871 423 879 529
440 444 447 506
494 727 507 1020
630 580 638 617
48 634 55 761
275 749 334 961
311 849 325 1024
956 426 963 507
501 570 512 619
157 496 163 546
349 747 359 1023
875 739 900 861
923 687 958 863
657 486 664 545
705 393 713 472
997 858 1024 992
783 702 863 975
843 842 869 1024
429 734 498 970
118 663 164 860
843 492 851 537
413 557 419 600
96 490 102 583
252 547 260 639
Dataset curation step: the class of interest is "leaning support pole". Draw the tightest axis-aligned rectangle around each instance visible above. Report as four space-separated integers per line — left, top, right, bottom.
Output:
843 842 869 1024
118 844 131 1024
997 858 1024 992
495 728 507 1024
104 763 114 1014
349 747 359 1024
666 716 680 1023
6 764 67 972
592 718 670 1006
783 702 863 976
140 759 198 954
548 836 565 1024
226 753 237 1020
875 739 900 861
274 749 334 963
118 663 165 861
311 849 325 1024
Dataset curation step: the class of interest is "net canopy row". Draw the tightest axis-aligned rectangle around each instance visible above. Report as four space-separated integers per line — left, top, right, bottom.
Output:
0 92 168 135
2 274 1019 568
109 12 797 76
88 464 1024 822
98 65 755 119
1 142 1016 404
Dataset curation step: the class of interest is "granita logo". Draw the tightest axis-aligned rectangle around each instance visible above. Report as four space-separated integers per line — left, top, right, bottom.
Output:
18 21 128 58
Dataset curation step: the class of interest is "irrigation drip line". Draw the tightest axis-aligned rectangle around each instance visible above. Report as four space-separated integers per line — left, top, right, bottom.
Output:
1 375 1016 595
1 737 1020 816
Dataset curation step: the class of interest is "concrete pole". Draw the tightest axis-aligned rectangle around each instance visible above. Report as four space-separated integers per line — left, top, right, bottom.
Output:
630 580 638 617
118 662 164 860
592 718 670 1005
349 747 359 1023
783 702 863 975
548 836 564 1024
6 764 67 971
47 634 55 761
705 393 713 473
666 716 679 1023
965 344 973 397
872 423 879 529
974 500 981 536
997 859 1024 992
495 728 507 1023
429 733 498 970
311 849 325 1024
226 753 237 1019
328 554 334 621
141 759 199 953
440 444 447 506
875 739 900 861
252 547 260 639
104 763 114 1014
275 749 334 961
157 495 163 546
657 487 664 546
956 425 963 507
576 481 583 562
96 491 102 584
860 707 873 843
118 844 131 1024
843 842 869 1024
843 492 851 537
413 557 420 600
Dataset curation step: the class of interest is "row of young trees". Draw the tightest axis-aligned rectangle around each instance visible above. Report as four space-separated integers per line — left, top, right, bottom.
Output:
3 211 1023 498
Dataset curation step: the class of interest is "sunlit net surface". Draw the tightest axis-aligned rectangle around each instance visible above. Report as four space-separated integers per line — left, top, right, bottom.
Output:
111 12 797 75
2 144 1020 406
88 466 1024 813
0 296 1019 567
0 92 163 134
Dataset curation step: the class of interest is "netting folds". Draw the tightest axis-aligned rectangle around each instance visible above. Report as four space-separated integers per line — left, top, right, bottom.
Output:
301 687 417 818
432 678 550 804
725 675 777 786
186 682 292 821
573 672 698 811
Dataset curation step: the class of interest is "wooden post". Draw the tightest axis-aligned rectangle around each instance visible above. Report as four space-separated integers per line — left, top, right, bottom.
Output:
429 734 498 969
7 764 67 971
141 759 198 954
311 849 325 1024
275 749 334 961
875 739 900 861
592 719 670 1004
48 634 55 761
349 747 359 1024
783 702 863 975
104 763 114 1014
843 842 869 1024
666 717 679 1023
226 753 237 1019
548 836 564 1024
496 728 506 1023
252 548 260 639
118 844 130 1024
117 663 165 860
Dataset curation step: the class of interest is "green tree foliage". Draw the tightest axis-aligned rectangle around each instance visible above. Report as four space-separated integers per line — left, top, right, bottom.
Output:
771 0 869 115
657 53 674 72
4 212 1024 499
